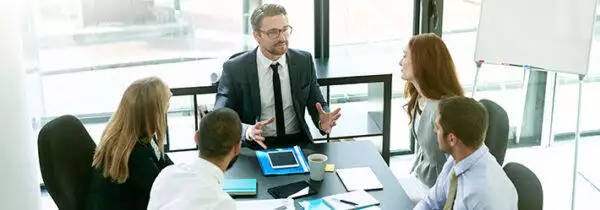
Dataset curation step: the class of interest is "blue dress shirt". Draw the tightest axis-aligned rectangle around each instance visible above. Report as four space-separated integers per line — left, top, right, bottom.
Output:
414 145 518 210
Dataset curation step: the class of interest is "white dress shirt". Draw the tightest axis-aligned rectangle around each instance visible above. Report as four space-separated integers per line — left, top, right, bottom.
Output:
415 145 518 210
256 48 300 137
148 158 236 210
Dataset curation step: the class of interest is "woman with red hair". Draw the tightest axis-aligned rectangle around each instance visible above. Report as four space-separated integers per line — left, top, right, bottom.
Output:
399 33 464 201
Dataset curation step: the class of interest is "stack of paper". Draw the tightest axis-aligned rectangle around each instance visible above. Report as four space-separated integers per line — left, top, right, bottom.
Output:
298 190 381 210
236 199 294 210
298 198 331 210
323 190 380 210
336 167 383 191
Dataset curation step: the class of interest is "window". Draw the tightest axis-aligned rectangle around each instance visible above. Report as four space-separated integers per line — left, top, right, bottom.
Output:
330 0 413 50
35 0 244 72
32 0 245 143
329 0 414 152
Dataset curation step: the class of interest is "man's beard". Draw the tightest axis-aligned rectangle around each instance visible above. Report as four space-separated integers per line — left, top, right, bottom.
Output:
439 134 453 154
267 41 288 55
441 141 454 154
226 154 239 170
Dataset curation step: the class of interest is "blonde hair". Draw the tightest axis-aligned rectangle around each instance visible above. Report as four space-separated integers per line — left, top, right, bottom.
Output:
92 77 171 183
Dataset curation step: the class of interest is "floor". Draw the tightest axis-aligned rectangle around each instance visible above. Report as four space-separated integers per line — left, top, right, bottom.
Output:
40 136 600 210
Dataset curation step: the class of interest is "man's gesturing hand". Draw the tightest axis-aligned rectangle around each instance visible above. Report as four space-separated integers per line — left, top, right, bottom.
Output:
316 103 341 134
246 117 275 149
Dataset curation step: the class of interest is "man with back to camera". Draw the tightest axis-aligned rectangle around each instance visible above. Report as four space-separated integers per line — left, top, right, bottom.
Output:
415 96 517 210
215 3 341 150
148 108 242 210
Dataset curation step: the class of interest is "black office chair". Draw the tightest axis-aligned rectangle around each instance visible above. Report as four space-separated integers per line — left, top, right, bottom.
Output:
229 51 247 60
211 51 249 87
503 162 543 210
38 115 97 210
480 99 509 165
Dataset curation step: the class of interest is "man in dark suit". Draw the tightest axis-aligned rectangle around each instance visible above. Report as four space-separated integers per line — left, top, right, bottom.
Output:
215 3 341 149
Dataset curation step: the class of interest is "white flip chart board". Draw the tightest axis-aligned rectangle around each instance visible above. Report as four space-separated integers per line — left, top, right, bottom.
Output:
475 0 598 75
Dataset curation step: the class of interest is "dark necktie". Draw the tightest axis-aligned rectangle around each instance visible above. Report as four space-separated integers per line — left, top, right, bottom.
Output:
270 63 286 137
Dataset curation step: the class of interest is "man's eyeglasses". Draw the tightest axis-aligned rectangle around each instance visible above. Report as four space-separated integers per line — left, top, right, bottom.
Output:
259 26 293 39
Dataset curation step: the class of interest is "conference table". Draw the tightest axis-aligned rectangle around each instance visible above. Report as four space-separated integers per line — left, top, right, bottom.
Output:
224 141 413 209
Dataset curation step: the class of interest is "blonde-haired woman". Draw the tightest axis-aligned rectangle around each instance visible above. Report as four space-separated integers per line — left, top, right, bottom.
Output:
86 77 174 210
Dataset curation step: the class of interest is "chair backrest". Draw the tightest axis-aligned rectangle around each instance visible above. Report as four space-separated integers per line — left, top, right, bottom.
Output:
228 51 247 60
503 162 543 210
480 99 509 165
38 115 97 210
212 51 249 87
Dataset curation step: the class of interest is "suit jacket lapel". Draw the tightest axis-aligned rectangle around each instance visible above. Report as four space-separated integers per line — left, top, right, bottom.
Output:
286 52 300 95
418 101 434 137
286 52 304 122
247 48 262 120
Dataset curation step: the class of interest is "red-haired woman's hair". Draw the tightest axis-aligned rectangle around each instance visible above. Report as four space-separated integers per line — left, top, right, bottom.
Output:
404 33 464 123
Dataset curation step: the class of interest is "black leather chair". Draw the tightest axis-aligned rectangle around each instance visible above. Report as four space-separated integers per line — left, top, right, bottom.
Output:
211 51 248 87
228 51 247 60
503 162 543 210
38 115 96 210
480 99 509 165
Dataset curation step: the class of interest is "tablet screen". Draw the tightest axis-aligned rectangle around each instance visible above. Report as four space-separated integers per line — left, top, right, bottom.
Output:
267 150 299 169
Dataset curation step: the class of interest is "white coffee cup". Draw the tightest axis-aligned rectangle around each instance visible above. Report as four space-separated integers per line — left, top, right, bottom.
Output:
308 154 328 181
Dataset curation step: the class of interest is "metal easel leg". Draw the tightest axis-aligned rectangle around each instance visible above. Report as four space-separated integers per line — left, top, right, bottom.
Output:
571 75 584 210
515 68 531 144
471 61 483 98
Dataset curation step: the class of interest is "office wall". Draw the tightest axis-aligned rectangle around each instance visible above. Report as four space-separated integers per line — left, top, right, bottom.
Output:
0 0 41 209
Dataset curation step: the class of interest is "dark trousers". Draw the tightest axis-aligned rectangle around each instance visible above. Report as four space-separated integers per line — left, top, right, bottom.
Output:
243 133 311 150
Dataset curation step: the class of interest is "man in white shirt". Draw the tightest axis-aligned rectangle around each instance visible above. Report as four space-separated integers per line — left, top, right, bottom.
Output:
148 108 242 210
415 96 518 210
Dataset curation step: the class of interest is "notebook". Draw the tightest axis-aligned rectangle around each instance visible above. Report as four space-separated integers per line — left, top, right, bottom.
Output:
336 167 383 191
322 190 380 210
223 179 257 196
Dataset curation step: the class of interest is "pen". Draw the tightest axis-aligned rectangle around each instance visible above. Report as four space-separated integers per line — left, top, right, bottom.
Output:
273 205 287 210
332 198 358 206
